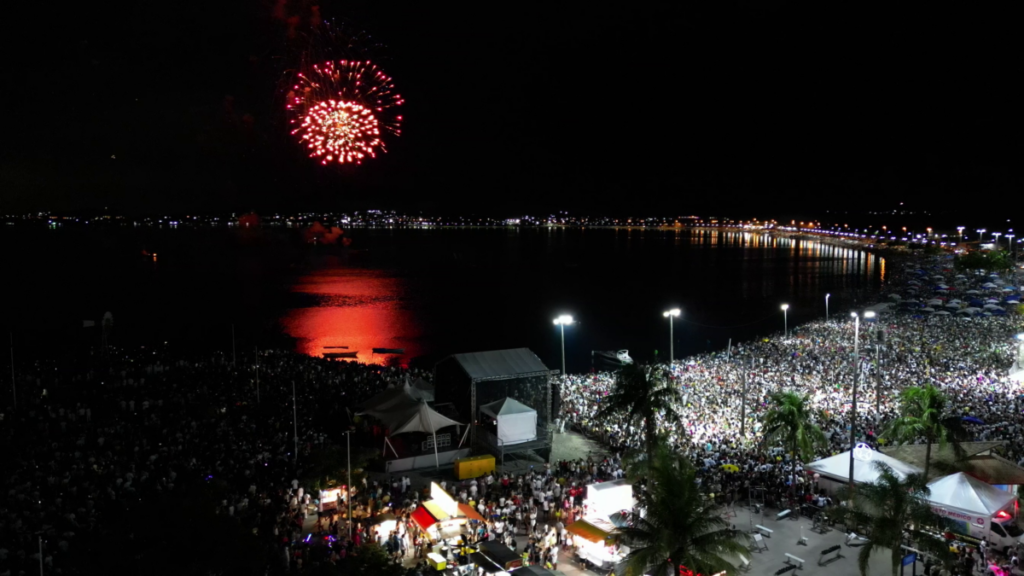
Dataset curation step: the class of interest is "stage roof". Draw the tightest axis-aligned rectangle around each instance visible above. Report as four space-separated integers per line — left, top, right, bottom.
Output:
449 348 552 381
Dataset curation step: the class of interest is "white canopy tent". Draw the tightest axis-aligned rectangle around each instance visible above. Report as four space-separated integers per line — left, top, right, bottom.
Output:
409 376 436 402
386 401 464 468
926 472 1015 517
807 448 922 490
356 383 430 420
480 397 537 445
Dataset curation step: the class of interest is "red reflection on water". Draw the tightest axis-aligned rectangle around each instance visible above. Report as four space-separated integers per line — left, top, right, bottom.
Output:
281 268 421 365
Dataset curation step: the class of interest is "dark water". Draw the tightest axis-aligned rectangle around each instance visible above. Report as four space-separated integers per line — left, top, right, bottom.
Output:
0 225 884 372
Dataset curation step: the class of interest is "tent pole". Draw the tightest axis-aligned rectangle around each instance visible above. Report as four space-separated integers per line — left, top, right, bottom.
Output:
433 429 439 469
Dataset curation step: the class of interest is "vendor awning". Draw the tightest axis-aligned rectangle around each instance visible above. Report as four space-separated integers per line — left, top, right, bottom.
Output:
411 506 437 530
371 512 398 525
423 501 451 522
566 519 614 544
458 503 485 522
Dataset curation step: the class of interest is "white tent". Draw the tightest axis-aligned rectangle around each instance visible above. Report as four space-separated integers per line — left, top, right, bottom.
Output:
388 401 464 468
807 448 922 487
480 397 537 445
410 376 435 402
926 472 1015 517
356 382 429 417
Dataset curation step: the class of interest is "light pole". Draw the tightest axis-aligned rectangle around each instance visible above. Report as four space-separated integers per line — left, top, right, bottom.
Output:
994 232 1003 250
781 304 789 337
976 229 987 243
957 226 965 242
663 308 681 364
848 310 875 491
342 429 353 539
825 294 831 322
292 380 299 464
553 315 574 378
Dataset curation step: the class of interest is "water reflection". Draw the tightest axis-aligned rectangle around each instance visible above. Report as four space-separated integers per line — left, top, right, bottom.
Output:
281 267 421 364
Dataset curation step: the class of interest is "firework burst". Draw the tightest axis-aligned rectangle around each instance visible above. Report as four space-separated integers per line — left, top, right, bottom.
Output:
286 59 403 165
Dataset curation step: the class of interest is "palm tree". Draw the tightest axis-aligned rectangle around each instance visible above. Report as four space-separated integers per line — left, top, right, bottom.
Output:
761 390 826 471
595 362 682 464
618 443 748 576
884 384 968 479
842 461 954 576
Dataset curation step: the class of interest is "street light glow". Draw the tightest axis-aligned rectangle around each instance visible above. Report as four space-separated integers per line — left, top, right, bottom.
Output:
553 314 574 326
663 308 681 318
864 311 876 318
781 304 789 311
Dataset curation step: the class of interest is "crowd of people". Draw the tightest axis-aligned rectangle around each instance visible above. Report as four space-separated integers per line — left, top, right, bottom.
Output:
560 255 1024 572
0 348 429 575
1 251 1021 576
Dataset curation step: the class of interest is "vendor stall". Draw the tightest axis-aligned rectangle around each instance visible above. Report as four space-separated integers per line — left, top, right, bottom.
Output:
370 512 398 541
566 517 624 569
409 482 485 542
318 487 346 512
584 479 633 518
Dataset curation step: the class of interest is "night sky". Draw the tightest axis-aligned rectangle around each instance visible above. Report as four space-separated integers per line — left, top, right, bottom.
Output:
3 1 1021 218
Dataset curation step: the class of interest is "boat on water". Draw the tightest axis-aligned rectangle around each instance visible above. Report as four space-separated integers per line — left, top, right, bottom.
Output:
372 348 405 354
324 351 359 359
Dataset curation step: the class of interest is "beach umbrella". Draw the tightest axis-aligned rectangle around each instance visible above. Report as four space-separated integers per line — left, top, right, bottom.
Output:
934 310 951 316
921 307 935 313
927 299 944 306
965 290 980 295
945 303 960 309
983 304 1002 310
962 416 985 425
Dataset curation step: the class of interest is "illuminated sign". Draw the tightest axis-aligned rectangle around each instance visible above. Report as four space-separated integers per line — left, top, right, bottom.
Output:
430 482 458 517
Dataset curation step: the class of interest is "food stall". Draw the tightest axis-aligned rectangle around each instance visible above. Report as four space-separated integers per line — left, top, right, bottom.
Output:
410 482 486 543
566 479 634 571
584 479 634 518
370 512 398 541
318 487 346 512
566 517 625 570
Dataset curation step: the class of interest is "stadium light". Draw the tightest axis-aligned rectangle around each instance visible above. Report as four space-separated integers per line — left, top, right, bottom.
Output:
663 309 681 364
553 315 574 377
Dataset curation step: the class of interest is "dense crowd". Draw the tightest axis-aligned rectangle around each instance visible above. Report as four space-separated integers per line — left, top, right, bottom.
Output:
0 348 428 576
1 252 1021 576
560 256 1023 572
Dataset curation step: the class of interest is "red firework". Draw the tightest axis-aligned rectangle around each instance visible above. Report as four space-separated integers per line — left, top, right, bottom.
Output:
286 59 403 165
